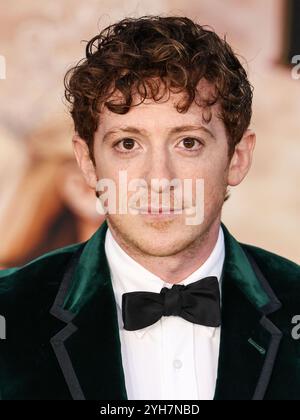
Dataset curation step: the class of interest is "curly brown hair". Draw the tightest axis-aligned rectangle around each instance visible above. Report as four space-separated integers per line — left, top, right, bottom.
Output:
64 15 253 160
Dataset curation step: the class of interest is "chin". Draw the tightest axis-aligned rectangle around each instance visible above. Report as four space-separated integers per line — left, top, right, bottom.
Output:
107 213 206 257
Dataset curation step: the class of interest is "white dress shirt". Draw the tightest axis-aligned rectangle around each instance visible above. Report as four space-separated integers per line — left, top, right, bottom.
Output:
105 227 225 400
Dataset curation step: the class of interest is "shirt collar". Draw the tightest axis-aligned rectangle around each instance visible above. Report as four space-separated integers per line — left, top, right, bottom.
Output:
105 226 225 338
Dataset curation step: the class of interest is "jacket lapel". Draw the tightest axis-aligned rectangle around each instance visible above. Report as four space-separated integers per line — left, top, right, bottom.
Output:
49 222 127 400
214 225 283 400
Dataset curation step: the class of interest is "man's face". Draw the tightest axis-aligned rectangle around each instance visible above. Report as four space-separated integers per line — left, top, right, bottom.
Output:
89 83 232 257
75 79 254 257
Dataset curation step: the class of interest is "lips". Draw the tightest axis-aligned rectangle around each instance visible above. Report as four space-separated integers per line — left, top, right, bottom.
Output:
132 206 183 214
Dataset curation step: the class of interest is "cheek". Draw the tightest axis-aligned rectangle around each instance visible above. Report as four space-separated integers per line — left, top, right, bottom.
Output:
94 145 139 178
189 157 227 186
191 159 228 207
94 153 123 180
204 167 228 209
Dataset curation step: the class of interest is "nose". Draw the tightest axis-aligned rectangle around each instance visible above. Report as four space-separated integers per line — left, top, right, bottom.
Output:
143 148 177 193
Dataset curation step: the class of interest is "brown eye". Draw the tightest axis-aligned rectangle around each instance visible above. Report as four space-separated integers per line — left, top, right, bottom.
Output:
122 138 135 150
114 137 141 154
178 137 202 151
183 138 197 149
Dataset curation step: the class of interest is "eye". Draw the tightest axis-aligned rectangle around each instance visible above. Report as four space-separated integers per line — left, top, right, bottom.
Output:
177 137 203 151
114 138 140 153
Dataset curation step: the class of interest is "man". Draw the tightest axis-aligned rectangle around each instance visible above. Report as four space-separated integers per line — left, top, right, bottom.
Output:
0 16 299 401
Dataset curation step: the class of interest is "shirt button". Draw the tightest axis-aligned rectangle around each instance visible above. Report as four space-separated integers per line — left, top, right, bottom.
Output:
173 359 183 369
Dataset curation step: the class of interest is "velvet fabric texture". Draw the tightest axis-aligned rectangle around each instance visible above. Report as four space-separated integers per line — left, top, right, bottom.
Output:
0 221 299 400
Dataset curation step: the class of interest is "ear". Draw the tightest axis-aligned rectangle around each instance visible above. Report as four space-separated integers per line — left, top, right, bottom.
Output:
227 129 256 186
72 134 97 189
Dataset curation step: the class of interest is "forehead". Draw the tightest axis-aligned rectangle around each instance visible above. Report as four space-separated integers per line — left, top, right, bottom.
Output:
98 78 221 131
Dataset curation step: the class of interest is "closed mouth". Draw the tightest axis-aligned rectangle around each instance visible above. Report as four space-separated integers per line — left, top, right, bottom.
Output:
131 206 183 214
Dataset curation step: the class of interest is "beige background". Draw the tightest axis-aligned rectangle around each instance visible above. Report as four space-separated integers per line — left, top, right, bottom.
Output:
0 0 299 264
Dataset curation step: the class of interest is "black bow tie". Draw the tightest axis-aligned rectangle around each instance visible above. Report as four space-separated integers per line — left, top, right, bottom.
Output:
122 276 221 331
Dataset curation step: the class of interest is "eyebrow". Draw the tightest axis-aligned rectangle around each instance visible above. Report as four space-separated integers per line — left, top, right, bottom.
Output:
102 124 216 142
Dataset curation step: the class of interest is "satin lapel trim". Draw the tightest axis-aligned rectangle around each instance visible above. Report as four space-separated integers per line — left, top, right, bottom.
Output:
49 225 127 400
214 225 283 400
49 245 86 400
245 248 283 400
253 317 282 400
50 323 85 400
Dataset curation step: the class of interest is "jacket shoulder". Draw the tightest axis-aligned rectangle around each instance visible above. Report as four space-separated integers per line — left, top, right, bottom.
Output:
241 242 300 295
0 243 83 297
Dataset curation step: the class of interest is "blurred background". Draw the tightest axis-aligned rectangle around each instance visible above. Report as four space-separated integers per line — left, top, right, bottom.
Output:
0 0 299 267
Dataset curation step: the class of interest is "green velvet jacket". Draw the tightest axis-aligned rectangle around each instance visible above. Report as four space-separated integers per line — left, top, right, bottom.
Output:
0 222 299 400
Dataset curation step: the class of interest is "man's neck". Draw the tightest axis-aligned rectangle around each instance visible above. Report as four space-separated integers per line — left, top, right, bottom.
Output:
107 218 222 284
